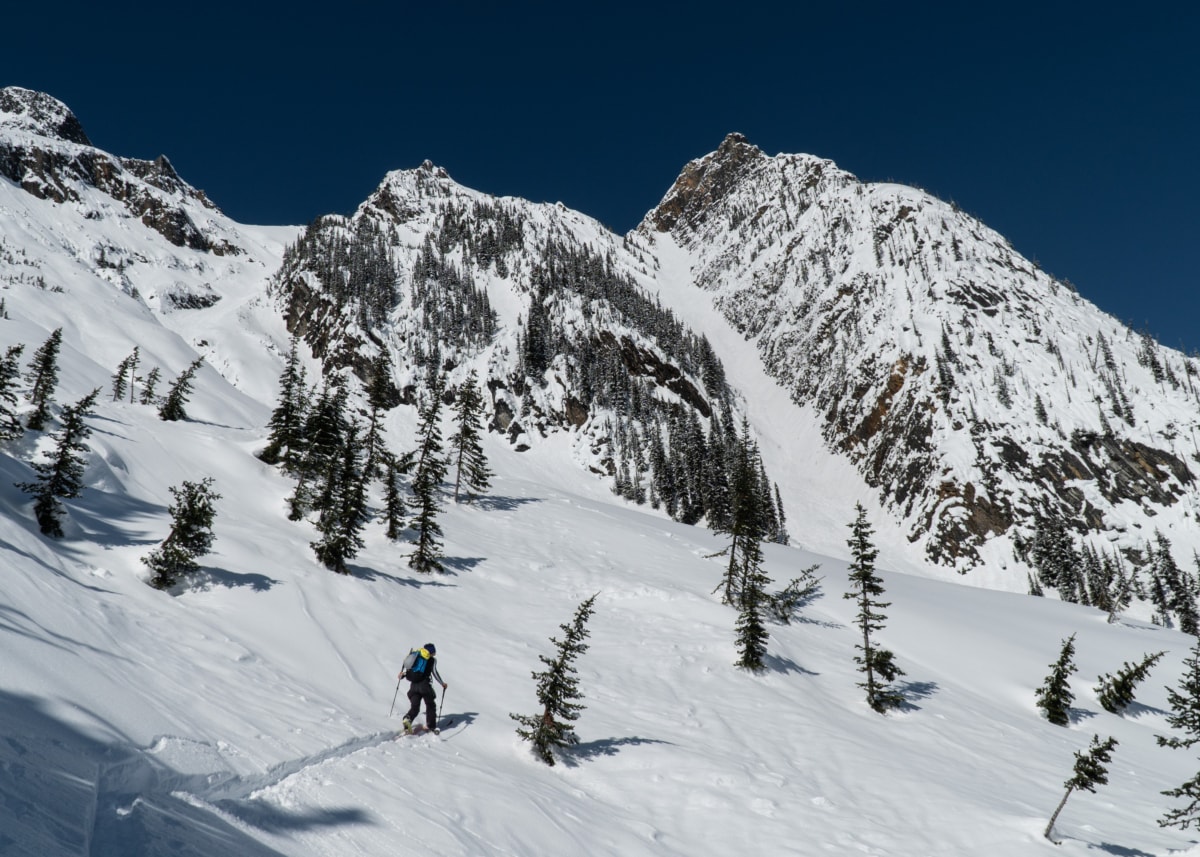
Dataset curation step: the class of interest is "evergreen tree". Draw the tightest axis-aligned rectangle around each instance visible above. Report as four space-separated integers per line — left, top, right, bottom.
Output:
260 338 309 469
16 388 100 537
1035 633 1078 726
1157 638 1200 750
287 382 349 519
511 594 598 766
111 347 139 402
768 563 824 624
139 366 161 405
409 378 448 573
1095 651 1165 714
143 478 221 589
1030 515 1078 596
310 420 369 575
844 503 905 712
382 450 414 541
361 352 395 483
450 369 492 502
1153 532 1200 635
158 358 204 422
712 419 767 605
1044 735 1119 842
734 534 770 671
0 343 25 441
25 327 62 431
1160 639 1200 829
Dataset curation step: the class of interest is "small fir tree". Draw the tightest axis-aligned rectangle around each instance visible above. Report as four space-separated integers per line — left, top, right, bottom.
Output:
511 594 598 766
383 449 415 541
408 378 448 573
361 352 396 482
25 327 63 430
259 338 309 469
1095 651 1165 714
1044 735 1119 843
158 358 204 421
16 388 100 537
310 421 369 575
0 343 26 440
450 369 492 502
1159 640 1200 829
143 478 221 589
111 347 139 402
844 503 905 712
711 419 768 605
1035 633 1078 726
734 535 770 671
768 563 823 624
139 366 161 405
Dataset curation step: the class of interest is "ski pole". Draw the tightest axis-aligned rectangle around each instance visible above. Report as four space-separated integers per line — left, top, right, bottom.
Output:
388 675 402 717
439 684 448 727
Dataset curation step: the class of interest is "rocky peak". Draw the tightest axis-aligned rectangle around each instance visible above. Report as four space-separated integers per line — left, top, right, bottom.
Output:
0 86 91 145
649 132 766 233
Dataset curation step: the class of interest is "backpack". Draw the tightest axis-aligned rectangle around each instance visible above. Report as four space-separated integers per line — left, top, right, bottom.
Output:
402 647 432 680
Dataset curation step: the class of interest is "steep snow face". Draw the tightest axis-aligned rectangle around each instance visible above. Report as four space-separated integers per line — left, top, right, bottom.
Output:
642 134 1200 578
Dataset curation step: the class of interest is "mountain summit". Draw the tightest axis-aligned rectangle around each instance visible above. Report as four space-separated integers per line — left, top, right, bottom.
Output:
642 136 1198 573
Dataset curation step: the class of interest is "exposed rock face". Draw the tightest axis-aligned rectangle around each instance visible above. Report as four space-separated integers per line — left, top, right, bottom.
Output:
645 135 1199 569
0 86 235 254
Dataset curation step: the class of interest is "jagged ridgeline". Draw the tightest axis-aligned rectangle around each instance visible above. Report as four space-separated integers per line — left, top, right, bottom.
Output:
270 188 787 541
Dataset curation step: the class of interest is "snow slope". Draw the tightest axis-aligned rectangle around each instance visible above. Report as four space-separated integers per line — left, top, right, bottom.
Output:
4 92 1200 855
2 219 1200 856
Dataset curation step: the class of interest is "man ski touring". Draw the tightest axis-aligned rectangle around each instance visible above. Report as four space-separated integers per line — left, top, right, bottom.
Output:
399 642 448 734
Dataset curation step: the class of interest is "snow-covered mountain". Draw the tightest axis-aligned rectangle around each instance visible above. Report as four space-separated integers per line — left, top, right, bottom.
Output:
5 88 1200 856
641 132 1200 575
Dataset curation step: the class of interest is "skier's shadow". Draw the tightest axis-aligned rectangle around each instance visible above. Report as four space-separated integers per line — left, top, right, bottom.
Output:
437 711 480 737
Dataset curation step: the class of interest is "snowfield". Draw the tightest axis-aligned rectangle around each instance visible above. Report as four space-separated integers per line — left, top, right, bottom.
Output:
4 94 1200 854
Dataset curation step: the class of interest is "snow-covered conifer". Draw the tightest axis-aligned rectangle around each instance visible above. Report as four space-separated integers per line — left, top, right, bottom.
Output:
451 369 492 503
1044 735 1118 842
17 388 100 537
1095 651 1165 714
845 502 905 712
1035 633 1077 726
0 343 25 440
144 478 221 589
409 377 448 573
511 594 597 766
25 327 62 431
158 358 204 422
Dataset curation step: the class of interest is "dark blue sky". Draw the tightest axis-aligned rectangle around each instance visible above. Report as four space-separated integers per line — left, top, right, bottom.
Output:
6 2 1199 351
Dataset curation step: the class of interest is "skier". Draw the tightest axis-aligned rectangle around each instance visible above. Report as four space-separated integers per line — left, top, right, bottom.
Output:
400 642 448 734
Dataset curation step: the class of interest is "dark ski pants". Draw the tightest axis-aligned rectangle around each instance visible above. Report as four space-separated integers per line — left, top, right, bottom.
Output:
404 680 437 729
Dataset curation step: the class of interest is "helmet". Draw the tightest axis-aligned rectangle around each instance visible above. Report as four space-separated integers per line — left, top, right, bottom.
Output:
424 642 436 655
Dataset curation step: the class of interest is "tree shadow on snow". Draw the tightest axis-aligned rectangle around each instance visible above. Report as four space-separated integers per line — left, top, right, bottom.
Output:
441 556 486 573
0 689 369 856
893 681 940 712
1091 843 1159 856
470 495 541 512
791 615 844 630
762 653 818 676
180 566 280 593
345 563 455 588
564 735 675 766
0 603 133 661
1120 700 1169 719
